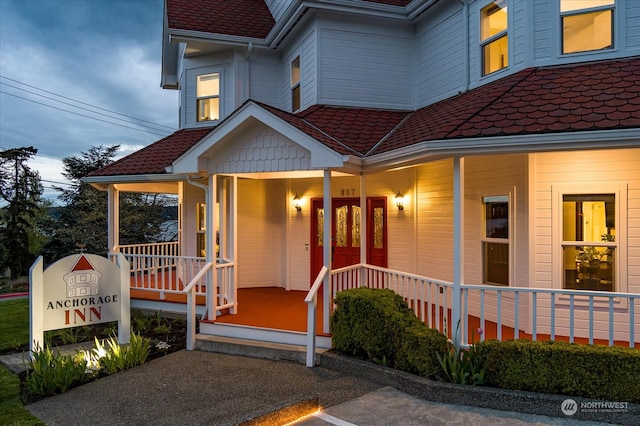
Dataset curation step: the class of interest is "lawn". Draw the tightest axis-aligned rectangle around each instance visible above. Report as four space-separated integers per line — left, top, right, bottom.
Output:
0 298 43 424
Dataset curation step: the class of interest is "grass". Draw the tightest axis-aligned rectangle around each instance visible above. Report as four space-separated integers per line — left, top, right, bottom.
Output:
0 298 30 353
0 298 43 424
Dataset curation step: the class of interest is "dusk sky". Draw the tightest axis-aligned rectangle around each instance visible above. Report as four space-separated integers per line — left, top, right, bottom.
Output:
0 0 178 202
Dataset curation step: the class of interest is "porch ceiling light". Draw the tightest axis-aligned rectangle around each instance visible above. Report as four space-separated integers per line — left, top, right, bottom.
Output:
395 191 404 210
293 193 302 211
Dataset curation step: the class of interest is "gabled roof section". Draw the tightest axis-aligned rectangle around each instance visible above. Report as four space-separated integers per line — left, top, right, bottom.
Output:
259 103 409 156
88 128 213 177
371 56 640 155
165 0 275 38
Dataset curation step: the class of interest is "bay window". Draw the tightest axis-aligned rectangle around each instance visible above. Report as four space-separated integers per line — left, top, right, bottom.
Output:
561 0 614 54
197 73 220 122
480 0 508 76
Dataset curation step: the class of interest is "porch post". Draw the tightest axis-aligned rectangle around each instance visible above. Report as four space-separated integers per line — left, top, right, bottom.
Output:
230 176 238 313
107 184 120 254
452 156 464 346
207 174 218 320
359 174 367 285
323 169 332 334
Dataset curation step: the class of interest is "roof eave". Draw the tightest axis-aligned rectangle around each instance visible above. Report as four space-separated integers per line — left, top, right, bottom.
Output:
363 128 640 172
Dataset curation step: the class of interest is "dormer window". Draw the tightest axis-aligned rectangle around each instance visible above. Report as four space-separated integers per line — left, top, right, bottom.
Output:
561 0 614 55
291 56 301 112
197 73 220 122
480 0 508 76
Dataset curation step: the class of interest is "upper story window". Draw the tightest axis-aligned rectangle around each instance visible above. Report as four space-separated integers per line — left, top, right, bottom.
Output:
291 56 301 112
561 0 614 55
197 73 220 122
480 0 508 76
482 195 510 286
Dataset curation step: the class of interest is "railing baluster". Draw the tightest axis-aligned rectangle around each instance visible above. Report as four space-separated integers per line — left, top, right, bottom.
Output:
589 296 594 345
569 295 575 343
630 298 635 349
531 292 536 341
550 293 556 341
497 290 502 341
608 297 614 346
514 291 519 339
480 290 485 342
462 288 468 346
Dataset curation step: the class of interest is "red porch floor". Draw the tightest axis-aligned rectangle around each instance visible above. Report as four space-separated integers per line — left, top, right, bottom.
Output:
131 285 633 347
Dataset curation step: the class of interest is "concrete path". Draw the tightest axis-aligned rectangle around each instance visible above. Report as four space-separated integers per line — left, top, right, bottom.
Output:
19 350 619 426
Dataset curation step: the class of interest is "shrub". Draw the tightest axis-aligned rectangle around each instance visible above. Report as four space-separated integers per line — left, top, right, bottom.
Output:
25 345 87 396
331 288 422 364
396 324 448 378
477 339 640 402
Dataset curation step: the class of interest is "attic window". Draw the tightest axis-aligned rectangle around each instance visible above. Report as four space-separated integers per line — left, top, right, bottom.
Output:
480 0 508 76
561 0 614 54
197 73 220 122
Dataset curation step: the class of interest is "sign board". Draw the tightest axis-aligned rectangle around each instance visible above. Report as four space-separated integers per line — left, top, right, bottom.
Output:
29 253 130 354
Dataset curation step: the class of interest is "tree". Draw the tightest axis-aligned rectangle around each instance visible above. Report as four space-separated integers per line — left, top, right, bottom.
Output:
43 145 170 261
0 147 45 279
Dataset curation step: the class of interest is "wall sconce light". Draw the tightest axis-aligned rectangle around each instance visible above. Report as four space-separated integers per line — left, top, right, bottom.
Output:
293 193 302 211
395 191 404 210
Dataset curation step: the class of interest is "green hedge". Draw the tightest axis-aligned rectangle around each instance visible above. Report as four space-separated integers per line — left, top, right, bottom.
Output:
331 287 446 377
477 339 640 403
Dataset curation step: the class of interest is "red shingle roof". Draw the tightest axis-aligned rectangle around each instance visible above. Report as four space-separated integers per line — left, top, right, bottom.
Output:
91 56 640 178
372 56 640 154
166 0 275 38
88 128 213 176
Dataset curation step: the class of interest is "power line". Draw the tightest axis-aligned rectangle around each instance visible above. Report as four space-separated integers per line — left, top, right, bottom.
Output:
0 91 171 137
0 75 176 132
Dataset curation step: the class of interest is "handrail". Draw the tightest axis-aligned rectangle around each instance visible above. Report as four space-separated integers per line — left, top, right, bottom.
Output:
305 266 328 367
305 266 328 303
183 261 215 350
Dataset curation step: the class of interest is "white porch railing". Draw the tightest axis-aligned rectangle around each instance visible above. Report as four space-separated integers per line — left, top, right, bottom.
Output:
112 243 207 299
305 263 638 365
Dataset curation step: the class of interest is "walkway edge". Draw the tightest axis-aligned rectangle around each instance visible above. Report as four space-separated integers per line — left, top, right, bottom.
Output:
317 351 639 425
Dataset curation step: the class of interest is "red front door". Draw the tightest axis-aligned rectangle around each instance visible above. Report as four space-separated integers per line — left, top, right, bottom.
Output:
311 197 387 284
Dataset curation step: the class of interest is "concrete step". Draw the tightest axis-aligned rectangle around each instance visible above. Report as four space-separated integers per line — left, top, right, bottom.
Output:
195 334 330 365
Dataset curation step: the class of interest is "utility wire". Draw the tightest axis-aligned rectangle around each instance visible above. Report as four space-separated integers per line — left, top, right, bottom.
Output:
0 75 176 131
0 91 170 137
1 82 172 134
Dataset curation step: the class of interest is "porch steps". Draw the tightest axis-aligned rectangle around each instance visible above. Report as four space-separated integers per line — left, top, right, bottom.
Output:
195 334 330 364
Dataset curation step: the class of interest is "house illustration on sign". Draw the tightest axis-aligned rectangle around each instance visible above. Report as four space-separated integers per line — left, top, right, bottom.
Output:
63 255 101 298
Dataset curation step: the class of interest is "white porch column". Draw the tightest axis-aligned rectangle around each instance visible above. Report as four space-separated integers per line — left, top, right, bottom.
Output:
206 174 218 320
359 174 367 278
107 184 120 253
452 156 464 345
230 176 238 313
323 169 332 334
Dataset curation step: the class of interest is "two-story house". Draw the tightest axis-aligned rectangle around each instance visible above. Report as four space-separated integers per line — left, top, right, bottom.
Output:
85 0 640 356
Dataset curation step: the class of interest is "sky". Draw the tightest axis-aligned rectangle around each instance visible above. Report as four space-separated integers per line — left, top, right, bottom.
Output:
0 0 178 203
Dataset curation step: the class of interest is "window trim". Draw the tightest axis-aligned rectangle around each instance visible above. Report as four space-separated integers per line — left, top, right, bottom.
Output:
479 0 509 77
481 193 513 286
552 183 627 298
559 0 616 57
190 67 224 126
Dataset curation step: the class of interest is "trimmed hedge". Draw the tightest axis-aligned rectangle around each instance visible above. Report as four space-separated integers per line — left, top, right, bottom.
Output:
331 287 446 378
477 339 640 403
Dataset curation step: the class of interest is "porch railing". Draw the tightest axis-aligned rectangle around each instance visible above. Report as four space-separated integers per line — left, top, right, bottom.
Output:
305 263 638 365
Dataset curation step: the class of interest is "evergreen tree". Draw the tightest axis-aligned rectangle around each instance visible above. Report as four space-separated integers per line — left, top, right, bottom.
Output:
43 145 170 261
0 147 45 279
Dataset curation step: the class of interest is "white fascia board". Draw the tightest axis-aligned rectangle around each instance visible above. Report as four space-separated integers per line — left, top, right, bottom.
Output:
161 4 178 89
363 128 640 170
83 174 184 185
169 29 269 50
170 102 346 174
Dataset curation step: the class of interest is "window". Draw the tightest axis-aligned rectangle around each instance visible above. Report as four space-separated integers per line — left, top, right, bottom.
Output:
196 73 220 122
562 194 616 291
196 203 220 258
480 0 508 76
482 195 509 286
561 0 614 54
291 56 300 112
